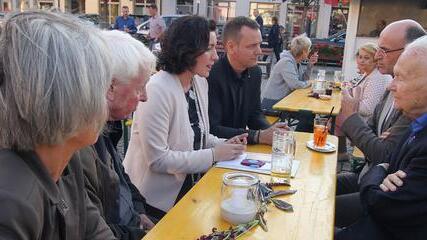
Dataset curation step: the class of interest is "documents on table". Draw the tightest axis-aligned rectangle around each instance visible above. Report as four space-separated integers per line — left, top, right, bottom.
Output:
215 152 300 178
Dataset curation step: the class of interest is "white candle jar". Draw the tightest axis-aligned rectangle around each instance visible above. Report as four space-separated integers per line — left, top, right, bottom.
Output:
220 172 259 225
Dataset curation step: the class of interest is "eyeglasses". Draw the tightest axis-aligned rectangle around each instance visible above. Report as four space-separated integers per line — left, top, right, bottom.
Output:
377 46 404 56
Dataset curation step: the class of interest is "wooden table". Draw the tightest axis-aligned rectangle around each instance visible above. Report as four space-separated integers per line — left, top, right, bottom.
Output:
273 88 341 116
143 132 338 240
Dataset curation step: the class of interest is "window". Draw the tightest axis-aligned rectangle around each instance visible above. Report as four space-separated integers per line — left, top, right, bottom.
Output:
177 0 193 14
99 0 119 25
357 0 427 37
249 2 280 26
329 7 349 35
214 1 236 24
38 0 54 10
286 3 319 38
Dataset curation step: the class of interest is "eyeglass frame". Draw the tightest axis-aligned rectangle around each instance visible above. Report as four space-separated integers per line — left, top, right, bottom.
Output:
377 46 404 56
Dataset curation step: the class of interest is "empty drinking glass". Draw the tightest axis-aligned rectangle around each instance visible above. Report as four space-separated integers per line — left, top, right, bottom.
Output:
271 129 295 183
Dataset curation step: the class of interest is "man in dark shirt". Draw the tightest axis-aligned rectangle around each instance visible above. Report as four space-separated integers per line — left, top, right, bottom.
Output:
253 9 263 36
335 35 427 240
208 16 286 145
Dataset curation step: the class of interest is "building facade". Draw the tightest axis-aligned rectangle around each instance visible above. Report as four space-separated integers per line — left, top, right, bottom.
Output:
2 0 348 40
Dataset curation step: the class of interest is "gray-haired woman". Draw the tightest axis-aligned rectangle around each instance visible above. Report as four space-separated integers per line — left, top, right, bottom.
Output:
261 34 318 110
0 11 116 239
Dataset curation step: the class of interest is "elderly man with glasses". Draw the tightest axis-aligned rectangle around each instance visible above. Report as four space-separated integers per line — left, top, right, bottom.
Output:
334 19 425 228
336 34 427 240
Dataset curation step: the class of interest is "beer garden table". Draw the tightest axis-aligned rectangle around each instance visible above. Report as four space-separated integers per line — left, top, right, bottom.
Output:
272 88 342 132
143 132 338 240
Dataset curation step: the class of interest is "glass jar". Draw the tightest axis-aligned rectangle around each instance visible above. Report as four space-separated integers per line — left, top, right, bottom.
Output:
220 172 259 225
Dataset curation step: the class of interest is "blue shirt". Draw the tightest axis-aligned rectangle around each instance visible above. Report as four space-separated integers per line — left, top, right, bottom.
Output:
408 113 427 143
114 16 137 34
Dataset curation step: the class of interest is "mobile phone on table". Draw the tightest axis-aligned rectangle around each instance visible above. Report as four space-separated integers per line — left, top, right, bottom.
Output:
241 159 266 168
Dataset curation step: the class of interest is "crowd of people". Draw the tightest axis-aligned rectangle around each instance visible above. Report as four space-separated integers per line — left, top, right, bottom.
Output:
0 7 426 240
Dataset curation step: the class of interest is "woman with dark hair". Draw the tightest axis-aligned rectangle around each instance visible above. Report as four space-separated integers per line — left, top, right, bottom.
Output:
123 16 247 219
268 16 283 61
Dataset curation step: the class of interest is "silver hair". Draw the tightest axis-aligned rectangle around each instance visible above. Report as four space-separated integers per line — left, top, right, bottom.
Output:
404 35 427 59
0 10 112 150
290 33 312 58
102 30 156 84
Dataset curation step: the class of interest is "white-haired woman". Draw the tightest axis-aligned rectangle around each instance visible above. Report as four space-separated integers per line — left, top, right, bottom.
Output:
0 11 115 239
261 34 318 110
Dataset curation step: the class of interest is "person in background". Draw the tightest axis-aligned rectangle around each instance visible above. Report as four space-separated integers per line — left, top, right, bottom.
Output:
208 16 288 145
334 19 425 229
124 16 247 220
267 16 282 62
253 9 263 36
114 6 137 34
261 34 318 111
147 4 166 50
81 30 157 240
336 43 392 130
336 35 427 240
0 10 115 239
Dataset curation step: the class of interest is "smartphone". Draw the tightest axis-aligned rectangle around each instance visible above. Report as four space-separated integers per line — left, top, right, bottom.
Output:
241 159 266 168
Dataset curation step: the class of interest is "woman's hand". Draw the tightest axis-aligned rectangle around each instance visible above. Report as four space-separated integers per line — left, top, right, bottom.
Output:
214 143 246 162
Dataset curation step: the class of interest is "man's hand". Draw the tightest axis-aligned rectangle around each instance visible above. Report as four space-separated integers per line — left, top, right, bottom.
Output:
379 130 391 139
259 122 289 145
226 133 248 145
339 88 360 121
140 214 155 230
380 170 407 192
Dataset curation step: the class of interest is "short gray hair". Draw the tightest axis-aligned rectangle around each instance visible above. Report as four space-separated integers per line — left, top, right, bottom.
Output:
102 30 156 84
0 10 112 150
403 35 427 62
290 33 312 57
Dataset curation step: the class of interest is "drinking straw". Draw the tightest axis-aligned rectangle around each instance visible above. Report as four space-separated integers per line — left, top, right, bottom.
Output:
316 107 335 147
323 106 335 133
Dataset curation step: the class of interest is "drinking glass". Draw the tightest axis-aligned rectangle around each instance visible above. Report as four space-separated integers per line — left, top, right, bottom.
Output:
271 129 295 183
313 117 328 148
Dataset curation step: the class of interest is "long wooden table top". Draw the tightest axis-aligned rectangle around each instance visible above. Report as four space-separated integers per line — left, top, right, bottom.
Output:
143 132 338 240
273 88 341 116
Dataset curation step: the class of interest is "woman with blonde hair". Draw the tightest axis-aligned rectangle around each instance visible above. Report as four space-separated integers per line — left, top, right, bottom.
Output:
341 42 392 123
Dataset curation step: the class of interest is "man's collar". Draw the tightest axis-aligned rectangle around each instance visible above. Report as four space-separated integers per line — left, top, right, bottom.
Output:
223 55 249 81
410 113 427 136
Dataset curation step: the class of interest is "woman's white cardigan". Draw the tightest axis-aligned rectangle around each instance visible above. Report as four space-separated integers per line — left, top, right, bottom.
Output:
123 70 224 212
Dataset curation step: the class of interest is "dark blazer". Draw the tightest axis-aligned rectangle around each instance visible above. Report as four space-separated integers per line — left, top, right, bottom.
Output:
208 56 270 144
338 125 427 240
342 91 410 166
0 149 115 240
256 15 264 35
268 24 281 47
81 135 147 240
361 125 427 239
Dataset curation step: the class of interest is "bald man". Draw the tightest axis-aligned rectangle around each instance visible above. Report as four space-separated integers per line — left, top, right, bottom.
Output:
335 20 425 228
336 35 427 240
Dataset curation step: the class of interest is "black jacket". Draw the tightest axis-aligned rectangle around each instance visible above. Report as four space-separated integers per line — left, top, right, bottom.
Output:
81 135 147 240
208 56 270 144
337 124 427 240
0 149 115 239
268 24 281 47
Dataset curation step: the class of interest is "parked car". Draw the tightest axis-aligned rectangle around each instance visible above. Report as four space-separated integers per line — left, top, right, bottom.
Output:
130 14 150 26
310 30 346 66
